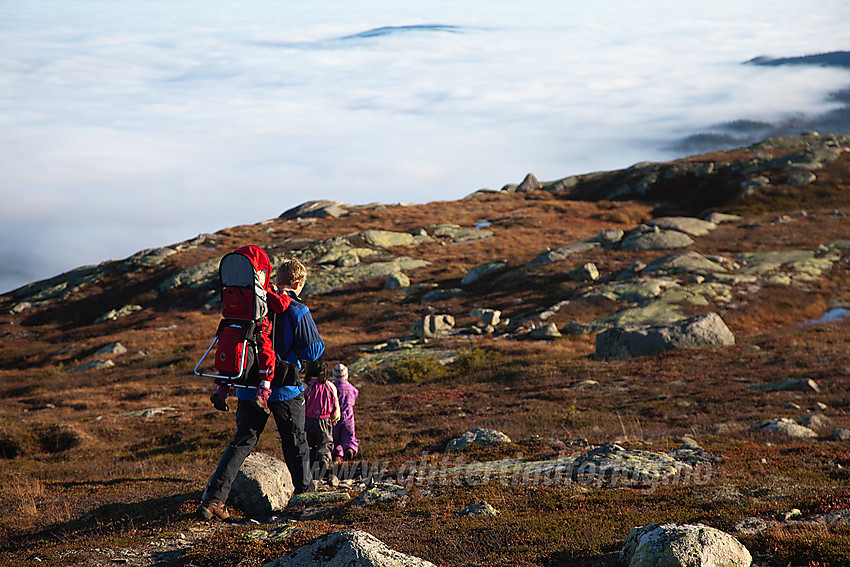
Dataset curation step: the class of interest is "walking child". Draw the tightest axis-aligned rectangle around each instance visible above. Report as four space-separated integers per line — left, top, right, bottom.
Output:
331 363 360 463
304 360 341 483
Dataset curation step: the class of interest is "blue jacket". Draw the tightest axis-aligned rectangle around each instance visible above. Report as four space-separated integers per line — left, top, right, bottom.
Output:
237 297 325 402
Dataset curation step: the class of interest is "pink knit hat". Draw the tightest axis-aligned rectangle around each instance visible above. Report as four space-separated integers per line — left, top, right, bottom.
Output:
333 363 349 381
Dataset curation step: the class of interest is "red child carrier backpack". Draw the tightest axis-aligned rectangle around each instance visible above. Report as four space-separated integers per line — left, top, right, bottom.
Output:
194 245 272 388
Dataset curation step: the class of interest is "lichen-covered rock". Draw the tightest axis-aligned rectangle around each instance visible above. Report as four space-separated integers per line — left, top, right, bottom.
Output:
360 229 417 248
642 251 728 276
227 452 295 518
571 444 689 488
621 230 694 251
457 502 499 517
759 418 818 439
95 342 127 356
621 523 752 567
263 529 436 567
427 223 493 243
446 428 511 453
595 312 735 360
384 271 410 290
351 482 409 507
303 257 430 296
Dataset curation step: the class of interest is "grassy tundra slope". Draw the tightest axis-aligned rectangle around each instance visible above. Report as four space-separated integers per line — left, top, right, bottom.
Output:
2 133 850 566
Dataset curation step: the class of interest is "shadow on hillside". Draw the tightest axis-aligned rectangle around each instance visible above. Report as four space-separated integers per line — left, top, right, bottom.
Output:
2 489 201 551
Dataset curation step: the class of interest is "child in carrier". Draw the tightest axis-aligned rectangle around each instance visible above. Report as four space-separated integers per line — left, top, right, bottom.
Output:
208 245 292 414
304 360 341 484
331 363 359 464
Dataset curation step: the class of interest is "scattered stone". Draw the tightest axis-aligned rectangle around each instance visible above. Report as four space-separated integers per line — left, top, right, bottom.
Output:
263 529 436 567
621 523 752 567
412 314 455 339
759 418 818 439
798 414 831 432
427 223 494 243
461 260 509 287
72 360 115 372
787 168 817 186
642 251 728 276
118 407 177 418
621 230 695 251
568 262 600 282
226 453 294 519
126 247 177 268
360 229 416 248
595 312 735 361
705 212 742 224
593 229 625 247
470 308 501 327
94 305 143 324
814 402 828 411
95 342 127 357
646 216 718 236
749 378 820 393
529 322 562 340
823 509 850 525
779 508 803 522
571 380 598 389
457 502 499 517
421 288 464 303
526 241 600 267
734 517 771 535
446 428 512 453
783 403 802 410
831 428 850 442
351 482 409 507
384 271 410 290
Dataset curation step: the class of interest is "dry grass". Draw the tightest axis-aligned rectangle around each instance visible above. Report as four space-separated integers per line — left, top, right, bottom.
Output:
2 142 850 565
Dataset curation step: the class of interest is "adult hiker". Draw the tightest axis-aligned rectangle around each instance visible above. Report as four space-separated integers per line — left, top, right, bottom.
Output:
198 259 325 520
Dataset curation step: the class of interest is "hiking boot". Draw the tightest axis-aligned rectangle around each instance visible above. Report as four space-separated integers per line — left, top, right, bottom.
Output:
344 448 356 461
333 455 344 466
252 386 271 415
197 498 230 521
210 391 229 412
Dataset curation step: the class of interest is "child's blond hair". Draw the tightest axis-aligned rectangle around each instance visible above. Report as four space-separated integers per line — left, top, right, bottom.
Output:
275 259 307 288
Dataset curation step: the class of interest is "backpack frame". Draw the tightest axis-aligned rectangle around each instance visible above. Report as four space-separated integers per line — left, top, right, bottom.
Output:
194 246 272 389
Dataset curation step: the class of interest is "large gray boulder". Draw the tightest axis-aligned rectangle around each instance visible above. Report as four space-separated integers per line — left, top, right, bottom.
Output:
596 312 735 360
461 260 509 287
228 453 295 518
279 200 348 219
263 529 436 567
621 523 752 567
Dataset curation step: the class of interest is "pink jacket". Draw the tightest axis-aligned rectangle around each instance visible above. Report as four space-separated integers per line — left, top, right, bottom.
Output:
305 380 340 422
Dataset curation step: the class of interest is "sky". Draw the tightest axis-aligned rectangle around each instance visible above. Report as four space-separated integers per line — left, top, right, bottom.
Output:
2 0 849 293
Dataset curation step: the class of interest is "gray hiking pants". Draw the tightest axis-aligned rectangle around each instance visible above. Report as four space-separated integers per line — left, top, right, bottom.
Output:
305 416 333 479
